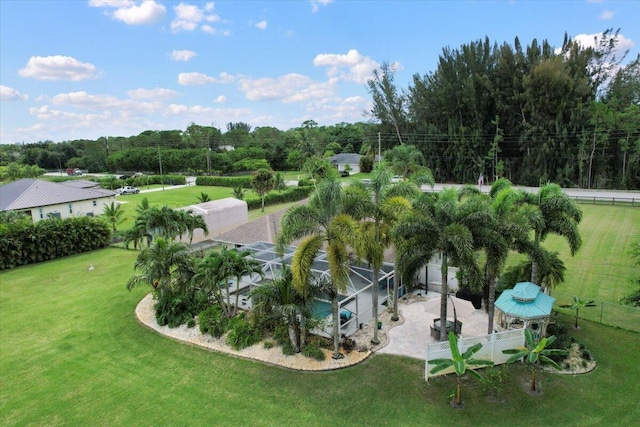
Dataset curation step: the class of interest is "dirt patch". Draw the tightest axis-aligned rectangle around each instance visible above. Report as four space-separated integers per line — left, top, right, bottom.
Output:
552 342 597 375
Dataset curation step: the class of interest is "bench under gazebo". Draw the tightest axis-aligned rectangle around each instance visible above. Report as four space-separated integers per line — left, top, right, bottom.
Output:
495 282 556 338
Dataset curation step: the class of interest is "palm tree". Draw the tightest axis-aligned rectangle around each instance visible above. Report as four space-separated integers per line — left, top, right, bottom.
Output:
273 172 287 192
346 162 414 344
503 329 568 392
277 178 360 359
393 188 485 341
561 296 597 329
198 247 263 318
520 183 582 287
143 206 186 241
249 266 322 353
102 201 125 233
197 192 211 203
175 209 209 246
126 237 193 296
429 332 493 407
483 179 536 333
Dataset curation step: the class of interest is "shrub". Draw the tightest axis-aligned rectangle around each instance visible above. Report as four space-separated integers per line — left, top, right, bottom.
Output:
198 304 229 338
154 291 196 328
244 186 313 210
263 340 274 349
226 314 261 350
196 176 252 188
302 343 326 361
359 155 374 173
0 216 111 270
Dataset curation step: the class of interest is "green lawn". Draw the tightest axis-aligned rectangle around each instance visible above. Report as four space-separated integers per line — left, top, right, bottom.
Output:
0 248 638 426
115 186 245 230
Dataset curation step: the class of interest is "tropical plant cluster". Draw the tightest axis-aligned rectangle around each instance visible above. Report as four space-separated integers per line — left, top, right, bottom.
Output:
0 215 111 270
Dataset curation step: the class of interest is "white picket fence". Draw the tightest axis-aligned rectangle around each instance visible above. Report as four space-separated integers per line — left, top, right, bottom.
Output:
425 329 525 381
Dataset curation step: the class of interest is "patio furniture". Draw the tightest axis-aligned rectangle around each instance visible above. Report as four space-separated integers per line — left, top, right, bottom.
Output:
430 318 462 340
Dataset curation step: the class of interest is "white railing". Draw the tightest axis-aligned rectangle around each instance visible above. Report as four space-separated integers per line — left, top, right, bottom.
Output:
425 329 525 381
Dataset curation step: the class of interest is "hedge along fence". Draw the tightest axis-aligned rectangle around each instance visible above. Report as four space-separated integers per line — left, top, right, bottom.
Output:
196 176 253 188
0 216 111 270
127 174 186 186
244 186 314 210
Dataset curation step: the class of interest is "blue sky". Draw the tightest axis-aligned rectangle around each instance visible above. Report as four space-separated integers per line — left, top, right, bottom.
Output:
1 0 638 145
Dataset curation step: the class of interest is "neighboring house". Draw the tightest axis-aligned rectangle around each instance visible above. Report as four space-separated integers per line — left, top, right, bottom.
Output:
328 153 381 174
0 179 116 222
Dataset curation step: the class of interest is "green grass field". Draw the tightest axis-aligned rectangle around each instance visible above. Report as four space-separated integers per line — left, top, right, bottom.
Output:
1 247 638 426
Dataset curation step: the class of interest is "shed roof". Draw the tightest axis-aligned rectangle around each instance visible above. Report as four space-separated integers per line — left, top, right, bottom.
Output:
0 179 116 211
495 282 556 320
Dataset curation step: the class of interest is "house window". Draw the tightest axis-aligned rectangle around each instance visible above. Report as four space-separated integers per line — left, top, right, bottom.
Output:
39 208 44 219
69 204 73 214
92 200 97 207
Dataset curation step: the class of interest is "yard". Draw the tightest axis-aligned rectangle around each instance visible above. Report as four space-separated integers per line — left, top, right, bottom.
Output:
1 201 639 425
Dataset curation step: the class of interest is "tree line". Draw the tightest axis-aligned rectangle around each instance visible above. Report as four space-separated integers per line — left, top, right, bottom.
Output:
368 29 640 189
1 29 638 189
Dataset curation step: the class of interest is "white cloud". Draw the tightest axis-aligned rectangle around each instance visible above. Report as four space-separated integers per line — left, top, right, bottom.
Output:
201 24 230 36
170 49 197 61
88 0 133 7
1 85 28 101
111 0 166 25
255 20 267 30
599 10 615 20
50 91 158 112
310 0 334 13
178 72 217 85
171 2 221 33
127 87 179 100
572 32 635 55
214 95 227 103
313 49 379 84
238 73 336 103
19 56 100 81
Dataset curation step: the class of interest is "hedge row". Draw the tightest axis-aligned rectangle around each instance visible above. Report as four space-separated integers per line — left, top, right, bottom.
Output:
126 174 186 186
0 216 111 270
196 176 252 188
244 186 313 210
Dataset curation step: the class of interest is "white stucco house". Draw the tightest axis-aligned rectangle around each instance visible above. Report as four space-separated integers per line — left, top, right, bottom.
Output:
0 179 117 222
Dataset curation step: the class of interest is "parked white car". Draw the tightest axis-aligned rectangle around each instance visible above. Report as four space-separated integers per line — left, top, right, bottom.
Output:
390 175 403 183
116 186 140 195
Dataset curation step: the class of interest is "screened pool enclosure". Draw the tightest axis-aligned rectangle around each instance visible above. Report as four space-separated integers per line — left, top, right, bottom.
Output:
225 241 398 338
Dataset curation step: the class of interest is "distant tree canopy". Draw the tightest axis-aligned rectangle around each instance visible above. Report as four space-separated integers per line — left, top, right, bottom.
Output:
4 29 638 189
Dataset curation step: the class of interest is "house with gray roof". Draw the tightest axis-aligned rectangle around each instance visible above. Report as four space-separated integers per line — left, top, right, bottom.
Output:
328 153 381 174
0 179 116 222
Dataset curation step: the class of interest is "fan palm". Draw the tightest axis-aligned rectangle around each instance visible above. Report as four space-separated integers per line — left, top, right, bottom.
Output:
277 178 359 358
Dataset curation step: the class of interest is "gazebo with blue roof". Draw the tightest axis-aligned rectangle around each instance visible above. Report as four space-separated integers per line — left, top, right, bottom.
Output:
495 282 556 337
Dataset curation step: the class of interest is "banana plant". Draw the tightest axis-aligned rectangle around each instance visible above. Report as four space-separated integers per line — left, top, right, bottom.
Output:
429 332 493 407
503 329 568 392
